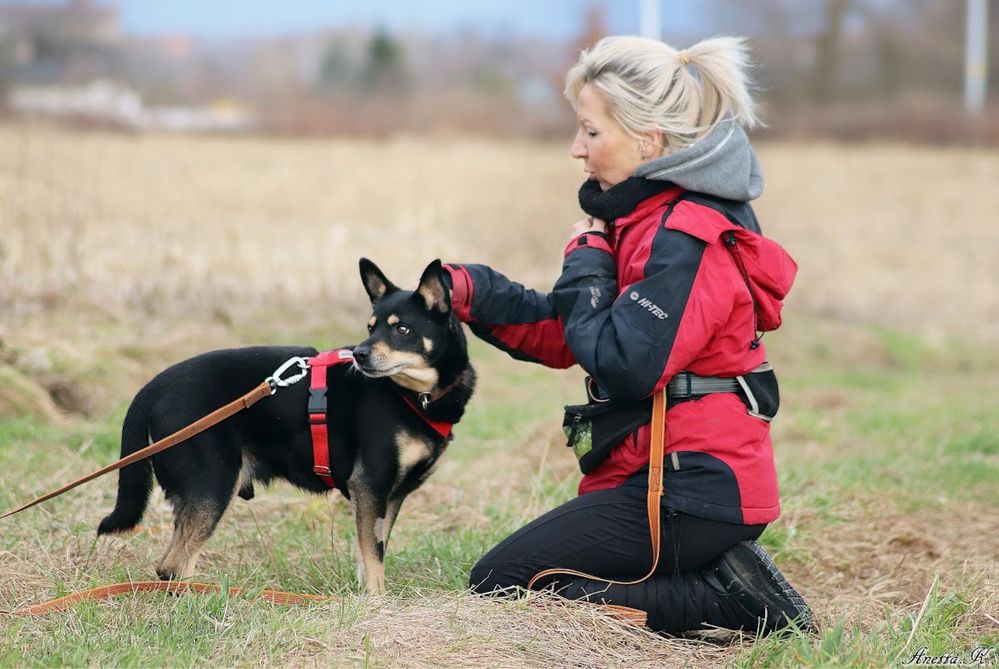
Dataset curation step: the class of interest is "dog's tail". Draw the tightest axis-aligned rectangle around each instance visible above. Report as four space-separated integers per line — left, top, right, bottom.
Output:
97 385 156 535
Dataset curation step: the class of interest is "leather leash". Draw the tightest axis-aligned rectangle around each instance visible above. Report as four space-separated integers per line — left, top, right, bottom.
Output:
0 357 310 521
3 580 331 617
526 388 667 627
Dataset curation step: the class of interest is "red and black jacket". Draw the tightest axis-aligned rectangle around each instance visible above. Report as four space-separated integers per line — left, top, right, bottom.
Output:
444 186 796 526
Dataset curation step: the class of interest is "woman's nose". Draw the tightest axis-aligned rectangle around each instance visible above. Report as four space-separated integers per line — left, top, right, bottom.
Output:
570 131 586 159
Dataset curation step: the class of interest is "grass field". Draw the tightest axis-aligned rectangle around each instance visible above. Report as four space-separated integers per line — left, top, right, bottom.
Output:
0 122 997 667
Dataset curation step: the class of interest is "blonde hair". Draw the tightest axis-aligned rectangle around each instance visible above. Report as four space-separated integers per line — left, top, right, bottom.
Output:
565 35 761 151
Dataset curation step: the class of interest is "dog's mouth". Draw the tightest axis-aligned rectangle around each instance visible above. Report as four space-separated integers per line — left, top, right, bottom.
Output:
353 360 407 378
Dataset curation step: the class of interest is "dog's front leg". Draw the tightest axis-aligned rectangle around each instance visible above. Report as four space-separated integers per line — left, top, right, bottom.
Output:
349 488 387 594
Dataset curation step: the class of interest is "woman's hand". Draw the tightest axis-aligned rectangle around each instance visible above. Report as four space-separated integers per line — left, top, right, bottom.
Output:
569 216 608 240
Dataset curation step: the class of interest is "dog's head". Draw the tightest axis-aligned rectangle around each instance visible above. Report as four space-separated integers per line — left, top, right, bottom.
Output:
354 258 460 393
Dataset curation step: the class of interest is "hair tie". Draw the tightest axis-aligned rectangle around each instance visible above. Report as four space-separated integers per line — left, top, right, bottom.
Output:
678 50 690 66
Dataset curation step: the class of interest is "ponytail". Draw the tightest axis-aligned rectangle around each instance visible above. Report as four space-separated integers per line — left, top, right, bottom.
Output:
678 37 760 131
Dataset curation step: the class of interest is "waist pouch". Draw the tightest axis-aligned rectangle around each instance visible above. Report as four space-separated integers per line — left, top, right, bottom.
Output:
563 365 780 474
734 363 780 421
563 397 652 475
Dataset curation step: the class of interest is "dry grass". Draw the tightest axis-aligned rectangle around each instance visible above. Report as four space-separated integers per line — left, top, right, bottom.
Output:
2 123 998 340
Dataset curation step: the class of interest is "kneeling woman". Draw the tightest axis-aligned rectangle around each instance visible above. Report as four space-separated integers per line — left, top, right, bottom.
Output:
445 35 813 635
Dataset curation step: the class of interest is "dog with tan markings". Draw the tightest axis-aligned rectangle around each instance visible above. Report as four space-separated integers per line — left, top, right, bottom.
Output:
97 259 475 593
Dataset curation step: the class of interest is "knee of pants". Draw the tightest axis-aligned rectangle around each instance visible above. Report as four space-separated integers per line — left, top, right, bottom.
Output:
468 557 522 596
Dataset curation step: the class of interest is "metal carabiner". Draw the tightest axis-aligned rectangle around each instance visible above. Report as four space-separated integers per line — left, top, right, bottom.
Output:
265 356 310 394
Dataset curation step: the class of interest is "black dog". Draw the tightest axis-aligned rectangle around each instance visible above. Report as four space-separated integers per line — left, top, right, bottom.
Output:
98 259 475 593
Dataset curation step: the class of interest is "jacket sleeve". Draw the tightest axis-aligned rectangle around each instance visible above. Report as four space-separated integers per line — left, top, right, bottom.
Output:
552 227 725 400
443 263 576 369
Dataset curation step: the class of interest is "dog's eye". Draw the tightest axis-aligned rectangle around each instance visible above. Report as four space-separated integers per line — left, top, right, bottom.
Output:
367 323 375 334
396 324 411 336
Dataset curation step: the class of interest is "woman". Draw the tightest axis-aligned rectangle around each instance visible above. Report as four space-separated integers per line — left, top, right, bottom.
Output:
444 35 812 635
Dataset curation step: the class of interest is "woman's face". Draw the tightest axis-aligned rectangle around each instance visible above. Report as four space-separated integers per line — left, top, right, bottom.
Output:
570 84 645 191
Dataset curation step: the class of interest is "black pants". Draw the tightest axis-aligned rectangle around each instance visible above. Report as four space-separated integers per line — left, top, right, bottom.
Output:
469 471 766 633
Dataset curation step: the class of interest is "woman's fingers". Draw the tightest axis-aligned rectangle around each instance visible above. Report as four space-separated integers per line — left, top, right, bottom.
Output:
570 216 608 239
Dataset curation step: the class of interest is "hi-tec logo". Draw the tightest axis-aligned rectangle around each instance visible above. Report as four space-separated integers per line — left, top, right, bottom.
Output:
629 291 668 319
590 286 602 309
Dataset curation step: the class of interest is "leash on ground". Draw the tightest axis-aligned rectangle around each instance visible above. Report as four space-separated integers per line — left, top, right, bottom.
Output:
0 580 333 617
0 356 319 617
0 356 310 522
525 388 668 628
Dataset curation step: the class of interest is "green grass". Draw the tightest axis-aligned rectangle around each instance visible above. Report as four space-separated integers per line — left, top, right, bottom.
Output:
737 577 992 668
1 319 996 667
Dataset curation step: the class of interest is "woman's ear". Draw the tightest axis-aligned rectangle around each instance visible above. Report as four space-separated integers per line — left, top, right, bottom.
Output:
639 129 666 160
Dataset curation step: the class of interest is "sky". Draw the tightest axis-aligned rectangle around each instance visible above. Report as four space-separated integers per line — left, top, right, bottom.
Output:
7 0 711 41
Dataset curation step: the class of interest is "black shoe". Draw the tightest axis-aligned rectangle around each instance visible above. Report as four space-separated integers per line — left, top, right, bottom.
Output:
708 540 815 635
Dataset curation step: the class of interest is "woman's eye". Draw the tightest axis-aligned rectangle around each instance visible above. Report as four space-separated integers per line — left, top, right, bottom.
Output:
396 325 411 336
587 130 598 137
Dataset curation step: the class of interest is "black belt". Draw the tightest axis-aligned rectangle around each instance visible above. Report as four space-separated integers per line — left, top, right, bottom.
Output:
584 364 776 420
585 372 740 403
666 372 740 399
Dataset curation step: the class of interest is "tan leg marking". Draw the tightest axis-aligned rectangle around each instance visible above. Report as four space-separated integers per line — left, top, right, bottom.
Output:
156 504 219 580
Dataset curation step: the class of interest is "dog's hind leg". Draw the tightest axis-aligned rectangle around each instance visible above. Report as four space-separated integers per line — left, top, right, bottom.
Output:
156 498 227 580
153 430 241 581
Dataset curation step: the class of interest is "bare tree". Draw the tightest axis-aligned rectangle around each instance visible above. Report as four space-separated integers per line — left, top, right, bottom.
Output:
812 0 849 104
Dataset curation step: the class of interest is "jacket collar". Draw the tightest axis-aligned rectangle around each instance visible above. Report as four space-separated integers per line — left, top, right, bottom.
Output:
612 186 685 233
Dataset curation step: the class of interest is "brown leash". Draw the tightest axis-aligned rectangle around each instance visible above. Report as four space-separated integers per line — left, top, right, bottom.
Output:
0 381 272 521
0 356 310 521
3 580 332 617
526 388 667 628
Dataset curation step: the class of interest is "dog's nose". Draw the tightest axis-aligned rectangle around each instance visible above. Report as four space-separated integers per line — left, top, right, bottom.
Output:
353 346 370 363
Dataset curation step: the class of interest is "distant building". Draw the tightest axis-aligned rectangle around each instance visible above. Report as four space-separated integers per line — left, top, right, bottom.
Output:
8 79 140 126
0 0 119 83
8 78 255 132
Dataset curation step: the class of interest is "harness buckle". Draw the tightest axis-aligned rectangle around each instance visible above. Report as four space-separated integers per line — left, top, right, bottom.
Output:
308 388 327 414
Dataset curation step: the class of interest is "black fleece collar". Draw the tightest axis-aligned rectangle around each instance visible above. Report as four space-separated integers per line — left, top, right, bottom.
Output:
578 177 677 222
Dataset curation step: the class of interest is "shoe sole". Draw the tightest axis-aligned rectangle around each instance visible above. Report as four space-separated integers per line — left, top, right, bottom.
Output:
742 540 815 632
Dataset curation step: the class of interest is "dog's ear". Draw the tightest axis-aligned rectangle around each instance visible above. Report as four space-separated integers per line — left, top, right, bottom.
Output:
359 258 398 305
416 259 451 316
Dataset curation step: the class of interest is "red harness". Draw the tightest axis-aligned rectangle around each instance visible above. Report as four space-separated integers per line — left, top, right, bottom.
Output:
308 349 454 490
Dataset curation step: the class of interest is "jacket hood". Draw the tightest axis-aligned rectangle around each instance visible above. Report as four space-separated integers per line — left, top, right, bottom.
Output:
668 203 797 332
635 119 764 202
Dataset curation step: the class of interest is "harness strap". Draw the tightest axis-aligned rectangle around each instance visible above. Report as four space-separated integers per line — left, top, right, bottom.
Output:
308 349 354 489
